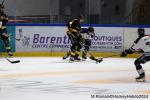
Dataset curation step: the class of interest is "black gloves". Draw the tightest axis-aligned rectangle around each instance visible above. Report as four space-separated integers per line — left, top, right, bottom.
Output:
120 48 134 57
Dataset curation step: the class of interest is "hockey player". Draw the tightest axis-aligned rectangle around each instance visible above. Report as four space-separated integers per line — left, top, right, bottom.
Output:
81 27 102 62
63 27 94 60
63 26 102 63
121 28 150 82
64 15 84 62
0 4 13 57
81 27 95 60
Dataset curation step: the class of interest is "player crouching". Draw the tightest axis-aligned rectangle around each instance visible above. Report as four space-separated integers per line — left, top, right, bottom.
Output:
121 28 150 82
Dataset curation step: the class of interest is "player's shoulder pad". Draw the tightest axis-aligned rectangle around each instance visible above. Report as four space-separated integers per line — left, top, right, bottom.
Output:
142 35 150 40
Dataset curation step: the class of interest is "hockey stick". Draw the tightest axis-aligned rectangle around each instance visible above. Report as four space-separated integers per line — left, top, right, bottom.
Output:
95 54 119 64
84 51 103 63
101 54 118 59
0 54 20 64
5 57 20 64
0 52 20 64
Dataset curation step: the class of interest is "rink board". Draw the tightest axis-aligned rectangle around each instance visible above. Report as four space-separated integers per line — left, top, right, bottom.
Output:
15 26 124 52
0 51 140 58
2 24 150 57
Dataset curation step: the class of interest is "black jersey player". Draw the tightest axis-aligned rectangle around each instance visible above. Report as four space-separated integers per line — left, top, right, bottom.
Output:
63 27 94 60
63 26 102 63
0 4 13 57
64 15 84 62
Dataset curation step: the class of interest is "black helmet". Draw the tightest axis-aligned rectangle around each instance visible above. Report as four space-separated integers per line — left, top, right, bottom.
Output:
137 28 145 37
88 27 94 32
77 14 84 20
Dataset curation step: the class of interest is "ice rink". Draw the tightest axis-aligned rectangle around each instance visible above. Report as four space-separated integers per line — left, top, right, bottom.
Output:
0 57 150 100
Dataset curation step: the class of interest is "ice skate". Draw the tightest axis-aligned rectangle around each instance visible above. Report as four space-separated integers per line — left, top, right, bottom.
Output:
82 57 87 61
62 55 68 60
7 51 13 58
74 54 81 61
62 52 70 60
69 56 75 62
75 57 81 61
136 76 145 82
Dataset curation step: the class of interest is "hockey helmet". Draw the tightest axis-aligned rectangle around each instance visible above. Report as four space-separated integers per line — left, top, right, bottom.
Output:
137 28 145 37
77 14 84 23
88 27 94 32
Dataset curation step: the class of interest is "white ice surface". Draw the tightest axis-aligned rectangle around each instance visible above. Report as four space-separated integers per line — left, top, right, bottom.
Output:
0 57 150 100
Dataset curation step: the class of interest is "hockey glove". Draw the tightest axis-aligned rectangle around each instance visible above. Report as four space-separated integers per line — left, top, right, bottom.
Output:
120 48 134 57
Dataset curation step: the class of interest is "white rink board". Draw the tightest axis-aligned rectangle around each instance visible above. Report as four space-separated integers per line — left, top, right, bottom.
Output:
15 26 124 52
15 26 69 52
124 28 150 49
15 26 150 53
91 27 123 52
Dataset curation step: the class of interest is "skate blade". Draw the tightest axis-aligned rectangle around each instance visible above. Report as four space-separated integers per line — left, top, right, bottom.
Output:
136 78 146 82
69 60 74 63
82 59 86 61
